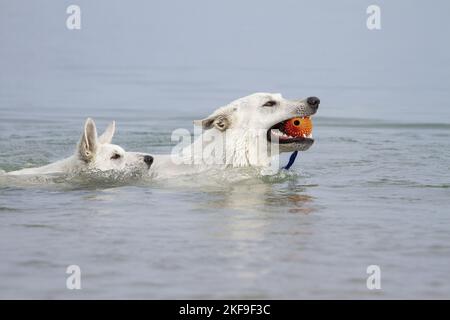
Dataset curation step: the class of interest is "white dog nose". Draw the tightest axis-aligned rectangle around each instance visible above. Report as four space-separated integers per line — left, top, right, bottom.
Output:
144 155 153 167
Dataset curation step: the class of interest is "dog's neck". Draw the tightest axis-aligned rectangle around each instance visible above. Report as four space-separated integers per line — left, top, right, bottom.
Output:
178 128 273 168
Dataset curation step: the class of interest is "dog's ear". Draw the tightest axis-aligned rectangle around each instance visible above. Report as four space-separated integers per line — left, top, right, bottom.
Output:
98 121 115 144
193 114 230 131
78 118 98 162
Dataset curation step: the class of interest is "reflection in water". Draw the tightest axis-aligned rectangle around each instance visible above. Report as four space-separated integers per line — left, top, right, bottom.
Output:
178 179 318 288
200 180 316 215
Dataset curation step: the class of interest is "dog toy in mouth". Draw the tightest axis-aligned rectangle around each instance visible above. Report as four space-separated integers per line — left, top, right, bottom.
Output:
282 117 313 137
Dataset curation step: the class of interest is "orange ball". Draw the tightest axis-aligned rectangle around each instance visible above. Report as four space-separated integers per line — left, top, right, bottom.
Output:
283 117 313 137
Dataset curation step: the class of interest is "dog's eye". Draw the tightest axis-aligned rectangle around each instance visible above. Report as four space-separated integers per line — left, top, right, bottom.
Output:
111 153 121 160
262 101 277 107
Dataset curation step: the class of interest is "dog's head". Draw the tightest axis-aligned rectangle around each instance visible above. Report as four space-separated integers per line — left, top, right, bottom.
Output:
77 118 153 172
194 92 320 153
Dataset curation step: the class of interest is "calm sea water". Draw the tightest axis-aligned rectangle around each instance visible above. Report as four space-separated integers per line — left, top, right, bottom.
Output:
1 1 450 299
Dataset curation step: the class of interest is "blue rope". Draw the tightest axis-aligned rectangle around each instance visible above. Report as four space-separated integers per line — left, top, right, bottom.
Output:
283 151 298 170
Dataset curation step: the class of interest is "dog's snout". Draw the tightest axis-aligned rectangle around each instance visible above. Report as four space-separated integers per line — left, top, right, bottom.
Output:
307 96 320 109
143 155 154 167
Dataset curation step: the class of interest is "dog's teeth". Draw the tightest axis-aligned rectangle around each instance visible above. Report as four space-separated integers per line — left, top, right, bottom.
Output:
271 129 284 137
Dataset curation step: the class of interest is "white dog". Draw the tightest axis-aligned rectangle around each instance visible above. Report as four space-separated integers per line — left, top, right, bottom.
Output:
5 93 319 179
6 118 154 176
151 92 320 176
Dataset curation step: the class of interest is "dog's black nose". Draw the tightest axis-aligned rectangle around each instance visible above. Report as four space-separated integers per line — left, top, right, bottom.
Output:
307 96 320 109
143 155 153 167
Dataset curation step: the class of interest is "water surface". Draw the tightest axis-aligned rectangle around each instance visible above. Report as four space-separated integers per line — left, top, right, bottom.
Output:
1 0 450 299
